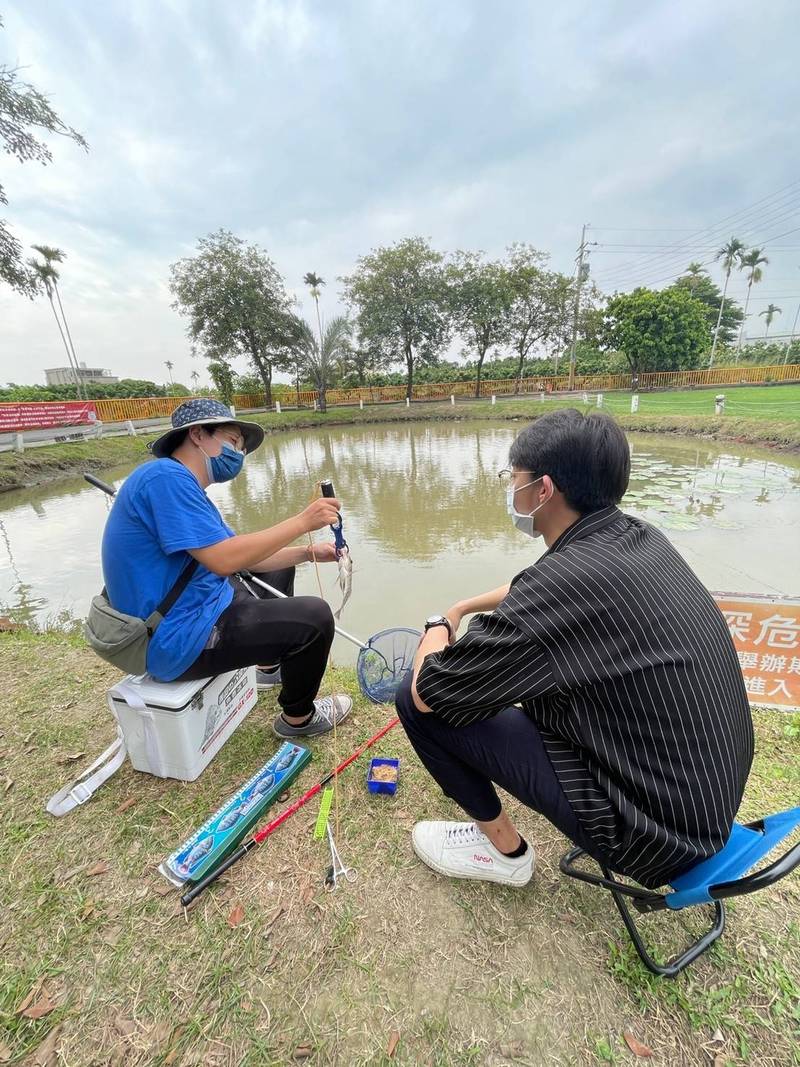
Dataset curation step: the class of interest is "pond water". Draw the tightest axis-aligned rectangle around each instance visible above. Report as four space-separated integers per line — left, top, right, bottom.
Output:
1 421 799 664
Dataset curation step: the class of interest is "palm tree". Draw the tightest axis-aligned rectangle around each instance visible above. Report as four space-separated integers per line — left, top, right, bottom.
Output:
303 272 325 357
28 253 84 399
297 314 350 413
190 370 200 393
164 360 175 388
29 244 84 398
760 303 782 337
709 237 746 366
683 261 708 292
735 248 768 361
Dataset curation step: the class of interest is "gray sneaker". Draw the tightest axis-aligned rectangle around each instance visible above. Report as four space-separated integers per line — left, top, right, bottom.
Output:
256 665 282 690
273 694 353 738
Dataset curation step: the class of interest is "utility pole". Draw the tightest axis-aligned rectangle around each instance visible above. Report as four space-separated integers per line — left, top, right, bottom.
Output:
567 224 593 391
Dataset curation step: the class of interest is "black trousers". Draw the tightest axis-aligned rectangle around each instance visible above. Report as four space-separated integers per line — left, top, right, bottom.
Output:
177 568 335 718
396 673 600 858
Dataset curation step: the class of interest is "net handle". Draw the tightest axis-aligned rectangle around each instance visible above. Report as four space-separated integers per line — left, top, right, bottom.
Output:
242 572 367 651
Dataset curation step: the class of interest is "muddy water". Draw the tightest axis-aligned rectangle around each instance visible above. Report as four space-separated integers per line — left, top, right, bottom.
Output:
1 422 799 663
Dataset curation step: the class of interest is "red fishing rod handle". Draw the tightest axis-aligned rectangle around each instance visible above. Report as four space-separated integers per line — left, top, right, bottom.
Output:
179 717 400 906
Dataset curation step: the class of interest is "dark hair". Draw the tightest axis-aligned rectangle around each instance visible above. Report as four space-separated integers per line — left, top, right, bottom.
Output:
508 409 630 513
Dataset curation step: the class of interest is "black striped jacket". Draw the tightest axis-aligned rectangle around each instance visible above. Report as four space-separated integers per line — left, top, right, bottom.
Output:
416 507 754 888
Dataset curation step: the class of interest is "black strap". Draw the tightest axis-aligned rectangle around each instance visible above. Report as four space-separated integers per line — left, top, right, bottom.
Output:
156 558 200 617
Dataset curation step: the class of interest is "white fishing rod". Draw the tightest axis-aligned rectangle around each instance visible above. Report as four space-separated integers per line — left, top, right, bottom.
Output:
83 472 369 650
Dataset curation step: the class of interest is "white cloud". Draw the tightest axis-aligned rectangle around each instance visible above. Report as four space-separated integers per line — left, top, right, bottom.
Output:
1 0 798 390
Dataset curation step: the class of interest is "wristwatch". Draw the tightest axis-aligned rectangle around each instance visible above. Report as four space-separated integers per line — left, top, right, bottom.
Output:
424 614 453 640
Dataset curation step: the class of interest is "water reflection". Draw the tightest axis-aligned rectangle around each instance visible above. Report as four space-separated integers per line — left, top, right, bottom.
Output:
1 423 799 656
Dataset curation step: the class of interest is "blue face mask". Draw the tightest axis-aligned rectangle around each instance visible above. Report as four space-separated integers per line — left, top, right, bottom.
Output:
200 439 245 483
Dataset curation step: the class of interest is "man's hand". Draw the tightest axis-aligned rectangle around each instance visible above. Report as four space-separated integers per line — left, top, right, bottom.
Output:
299 496 341 534
307 541 339 564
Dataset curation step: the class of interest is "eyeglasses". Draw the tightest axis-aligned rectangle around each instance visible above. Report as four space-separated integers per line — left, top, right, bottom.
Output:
497 468 538 486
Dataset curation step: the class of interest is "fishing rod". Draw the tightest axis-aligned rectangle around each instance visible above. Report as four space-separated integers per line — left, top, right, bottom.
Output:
83 473 421 704
180 714 399 906
82 473 369 651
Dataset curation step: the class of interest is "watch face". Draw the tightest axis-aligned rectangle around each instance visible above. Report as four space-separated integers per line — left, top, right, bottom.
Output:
426 615 446 626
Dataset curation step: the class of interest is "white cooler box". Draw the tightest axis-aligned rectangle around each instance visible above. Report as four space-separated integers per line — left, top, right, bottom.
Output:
108 666 258 780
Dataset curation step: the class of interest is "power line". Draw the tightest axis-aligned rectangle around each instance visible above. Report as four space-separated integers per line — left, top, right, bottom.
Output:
591 199 800 286
590 183 800 287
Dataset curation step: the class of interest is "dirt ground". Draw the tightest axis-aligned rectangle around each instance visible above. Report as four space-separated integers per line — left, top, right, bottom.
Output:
1 631 798 1066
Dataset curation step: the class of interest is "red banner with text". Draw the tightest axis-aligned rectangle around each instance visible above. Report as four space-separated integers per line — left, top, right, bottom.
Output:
0 401 98 433
714 594 800 711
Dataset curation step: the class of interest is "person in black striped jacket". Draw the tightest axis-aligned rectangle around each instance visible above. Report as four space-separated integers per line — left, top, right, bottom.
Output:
396 409 753 890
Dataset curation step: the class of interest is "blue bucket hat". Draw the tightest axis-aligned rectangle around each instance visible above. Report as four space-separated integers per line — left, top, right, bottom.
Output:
148 398 265 458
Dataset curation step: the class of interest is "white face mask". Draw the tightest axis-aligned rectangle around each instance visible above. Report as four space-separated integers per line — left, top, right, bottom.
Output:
506 476 549 538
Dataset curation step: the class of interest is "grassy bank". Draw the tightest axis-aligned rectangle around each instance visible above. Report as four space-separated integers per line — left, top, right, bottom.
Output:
2 631 798 1065
2 385 800 493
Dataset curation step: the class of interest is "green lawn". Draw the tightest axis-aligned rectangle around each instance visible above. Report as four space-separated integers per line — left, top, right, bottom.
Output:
574 383 800 421
2 631 799 1065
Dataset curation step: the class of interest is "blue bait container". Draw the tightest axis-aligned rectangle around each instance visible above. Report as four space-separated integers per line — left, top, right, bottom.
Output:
367 757 400 795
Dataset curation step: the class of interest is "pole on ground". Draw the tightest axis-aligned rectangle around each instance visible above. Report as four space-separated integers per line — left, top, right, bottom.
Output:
631 394 639 414
275 401 281 414
406 397 410 407
715 394 726 415
540 392 545 403
491 394 496 405
230 405 236 416
567 223 594 391
450 394 455 406
126 420 136 436
14 433 24 453
359 398 363 410
582 391 589 404
596 393 603 408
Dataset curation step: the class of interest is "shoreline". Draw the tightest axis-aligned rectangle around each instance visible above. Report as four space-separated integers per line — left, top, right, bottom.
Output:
2 399 799 493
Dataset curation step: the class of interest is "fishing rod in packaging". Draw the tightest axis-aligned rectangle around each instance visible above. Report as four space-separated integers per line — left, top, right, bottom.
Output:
180 714 400 906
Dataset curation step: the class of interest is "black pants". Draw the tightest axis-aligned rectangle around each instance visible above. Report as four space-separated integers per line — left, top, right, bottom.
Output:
396 673 600 858
177 568 335 718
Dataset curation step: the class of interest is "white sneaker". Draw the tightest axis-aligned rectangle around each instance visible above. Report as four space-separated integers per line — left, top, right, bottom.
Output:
411 821 534 887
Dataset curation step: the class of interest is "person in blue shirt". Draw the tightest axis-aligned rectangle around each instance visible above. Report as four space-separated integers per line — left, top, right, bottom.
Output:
101 398 351 739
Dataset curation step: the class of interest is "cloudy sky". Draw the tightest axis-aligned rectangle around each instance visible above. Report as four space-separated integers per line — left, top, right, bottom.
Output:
1 0 798 389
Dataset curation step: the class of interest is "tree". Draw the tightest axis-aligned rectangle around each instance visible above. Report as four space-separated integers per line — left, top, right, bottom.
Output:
190 370 200 392
447 251 515 397
208 358 234 405
169 230 294 406
760 303 782 336
28 248 85 399
164 360 175 387
709 236 746 366
735 248 768 359
30 244 84 397
597 287 709 379
341 237 451 400
296 314 351 412
504 245 578 387
341 333 389 388
670 269 743 348
303 272 325 351
0 17 88 296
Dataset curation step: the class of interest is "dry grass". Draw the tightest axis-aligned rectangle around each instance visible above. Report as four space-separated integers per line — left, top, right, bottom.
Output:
1 631 799 1066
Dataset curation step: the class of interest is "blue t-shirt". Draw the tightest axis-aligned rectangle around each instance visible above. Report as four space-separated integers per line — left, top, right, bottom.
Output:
101 459 235 681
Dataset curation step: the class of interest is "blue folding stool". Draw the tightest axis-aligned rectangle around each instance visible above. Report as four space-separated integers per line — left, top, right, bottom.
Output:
560 807 800 977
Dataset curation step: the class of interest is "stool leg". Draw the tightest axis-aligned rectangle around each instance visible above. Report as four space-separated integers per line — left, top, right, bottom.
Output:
602 863 726 978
